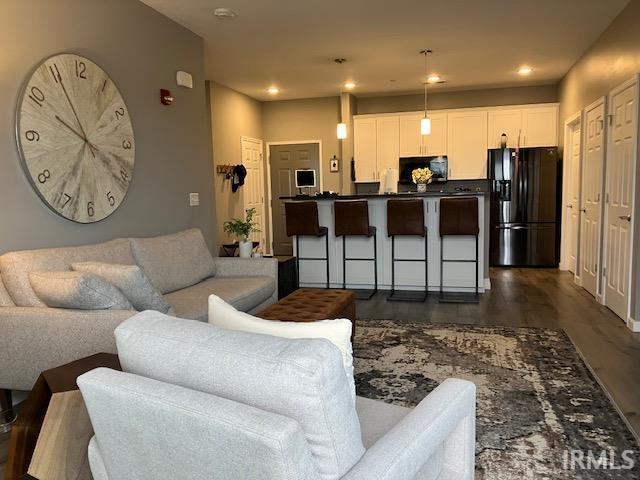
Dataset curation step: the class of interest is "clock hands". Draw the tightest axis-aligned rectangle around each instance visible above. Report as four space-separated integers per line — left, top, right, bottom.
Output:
55 115 98 158
58 80 98 157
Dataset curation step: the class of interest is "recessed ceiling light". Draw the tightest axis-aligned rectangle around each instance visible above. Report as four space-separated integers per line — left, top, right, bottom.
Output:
427 74 442 84
344 81 356 90
518 65 533 76
212 7 237 19
267 86 280 95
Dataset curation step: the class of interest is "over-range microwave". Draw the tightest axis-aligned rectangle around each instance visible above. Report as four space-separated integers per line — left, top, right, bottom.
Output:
399 156 448 184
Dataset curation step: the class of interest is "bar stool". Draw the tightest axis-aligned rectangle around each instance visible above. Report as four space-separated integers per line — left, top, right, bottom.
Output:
285 201 330 289
386 199 428 302
439 196 480 303
334 200 377 299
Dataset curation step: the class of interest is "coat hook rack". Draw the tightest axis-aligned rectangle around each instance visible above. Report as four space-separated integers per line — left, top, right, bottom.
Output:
216 164 235 179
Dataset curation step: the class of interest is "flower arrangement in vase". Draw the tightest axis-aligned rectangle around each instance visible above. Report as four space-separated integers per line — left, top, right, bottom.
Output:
223 208 260 258
411 167 434 193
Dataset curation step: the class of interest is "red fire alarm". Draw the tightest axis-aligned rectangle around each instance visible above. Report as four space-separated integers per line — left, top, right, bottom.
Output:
160 89 174 105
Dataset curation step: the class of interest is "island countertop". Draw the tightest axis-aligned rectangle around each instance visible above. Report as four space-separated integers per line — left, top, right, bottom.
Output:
279 189 488 200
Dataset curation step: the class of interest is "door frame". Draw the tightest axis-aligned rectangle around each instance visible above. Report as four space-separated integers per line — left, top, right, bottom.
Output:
602 75 640 331
265 140 324 255
560 111 583 275
240 136 267 253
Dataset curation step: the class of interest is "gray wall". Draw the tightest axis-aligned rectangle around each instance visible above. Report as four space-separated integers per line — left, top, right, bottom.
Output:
0 0 215 254
209 82 263 249
262 97 342 192
558 0 640 321
357 84 559 114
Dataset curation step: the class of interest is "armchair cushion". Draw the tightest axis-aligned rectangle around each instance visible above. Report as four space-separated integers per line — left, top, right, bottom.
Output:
72 262 172 314
115 312 365 480
29 271 133 310
130 228 216 294
0 276 14 306
79 368 321 480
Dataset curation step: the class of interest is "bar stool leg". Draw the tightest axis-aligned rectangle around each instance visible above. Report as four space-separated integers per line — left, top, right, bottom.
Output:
325 234 330 289
295 236 300 289
439 237 444 299
373 231 378 294
424 227 429 298
475 234 479 297
390 236 395 296
342 236 347 290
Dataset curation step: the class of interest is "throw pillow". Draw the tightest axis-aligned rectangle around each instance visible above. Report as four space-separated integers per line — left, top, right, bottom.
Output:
116 312 365 480
0 276 15 306
29 271 133 310
72 262 172 314
208 294 355 399
129 228 216 294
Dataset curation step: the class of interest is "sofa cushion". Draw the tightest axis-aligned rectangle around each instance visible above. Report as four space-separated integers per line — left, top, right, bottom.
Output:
208 294 355 399
0 238 134 307
115 312 365 480
0 275 14 306
164 276 275 321
130 229 216 295
72 262 172 314
29 271 133 310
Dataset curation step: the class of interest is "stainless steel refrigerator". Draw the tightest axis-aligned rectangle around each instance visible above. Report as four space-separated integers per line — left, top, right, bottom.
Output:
488 147 561 267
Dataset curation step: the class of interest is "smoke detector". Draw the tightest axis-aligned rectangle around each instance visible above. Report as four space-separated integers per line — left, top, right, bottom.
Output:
213 8 237 19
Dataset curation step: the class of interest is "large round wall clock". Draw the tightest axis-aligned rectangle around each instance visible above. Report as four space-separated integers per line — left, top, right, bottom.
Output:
16 53 135 223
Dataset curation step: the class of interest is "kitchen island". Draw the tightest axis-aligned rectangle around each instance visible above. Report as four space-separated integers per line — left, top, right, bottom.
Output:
281 189 490 293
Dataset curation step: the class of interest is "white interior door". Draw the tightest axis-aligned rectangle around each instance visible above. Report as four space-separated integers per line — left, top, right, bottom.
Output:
604 80 637 320
580 100 606 297
565 121 582 274
241 137 266 251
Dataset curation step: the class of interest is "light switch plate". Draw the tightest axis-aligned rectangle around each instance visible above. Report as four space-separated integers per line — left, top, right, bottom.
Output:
189 192 200 206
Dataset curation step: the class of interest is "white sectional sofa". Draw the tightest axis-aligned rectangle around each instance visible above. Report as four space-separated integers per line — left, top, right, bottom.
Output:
0 228 277 391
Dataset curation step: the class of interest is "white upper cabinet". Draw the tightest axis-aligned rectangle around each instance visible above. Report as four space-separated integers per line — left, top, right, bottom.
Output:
424 113 448 156
354 117 377 181
521 106 558 147
399 114 422 157
376 116 400 176
447 110 488 179
399 112 447 157
488 109 522 148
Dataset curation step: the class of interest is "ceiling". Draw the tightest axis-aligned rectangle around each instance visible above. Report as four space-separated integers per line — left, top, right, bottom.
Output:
140 0 629 101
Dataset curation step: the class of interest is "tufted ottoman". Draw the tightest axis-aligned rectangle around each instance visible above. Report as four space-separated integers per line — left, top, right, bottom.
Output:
257 288 356 341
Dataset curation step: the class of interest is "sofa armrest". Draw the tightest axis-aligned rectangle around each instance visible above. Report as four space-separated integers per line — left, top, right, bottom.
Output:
344 379 476 480
213 257 278 282
0 307 135 391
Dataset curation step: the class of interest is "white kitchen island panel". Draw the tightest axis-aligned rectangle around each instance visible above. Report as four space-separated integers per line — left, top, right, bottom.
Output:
291 194 487 293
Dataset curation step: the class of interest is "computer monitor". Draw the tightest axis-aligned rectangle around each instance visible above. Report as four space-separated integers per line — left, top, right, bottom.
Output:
295 169 316 188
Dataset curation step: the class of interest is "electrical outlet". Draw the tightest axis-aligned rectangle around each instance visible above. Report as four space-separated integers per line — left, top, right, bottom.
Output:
189 192 200 206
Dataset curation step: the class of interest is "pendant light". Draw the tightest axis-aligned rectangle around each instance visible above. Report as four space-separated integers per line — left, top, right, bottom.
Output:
337 122 347 139
335 58 349 140
420 49 432 136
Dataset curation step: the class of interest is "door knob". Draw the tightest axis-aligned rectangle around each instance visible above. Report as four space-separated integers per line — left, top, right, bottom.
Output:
580 208 587 213
566 204 573 208
619 214 631 222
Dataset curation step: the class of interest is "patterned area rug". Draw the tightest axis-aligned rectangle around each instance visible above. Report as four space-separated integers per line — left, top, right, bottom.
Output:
353 320 640 479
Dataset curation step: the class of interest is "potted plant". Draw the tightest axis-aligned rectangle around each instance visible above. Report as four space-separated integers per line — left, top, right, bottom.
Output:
223 208 260 258
411 167 434 193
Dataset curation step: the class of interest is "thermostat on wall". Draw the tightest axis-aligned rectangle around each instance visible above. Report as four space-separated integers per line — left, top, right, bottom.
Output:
177 70 193 88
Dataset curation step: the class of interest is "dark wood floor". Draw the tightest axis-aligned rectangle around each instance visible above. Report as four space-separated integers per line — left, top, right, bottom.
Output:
357 267 640 439
1 268 638 476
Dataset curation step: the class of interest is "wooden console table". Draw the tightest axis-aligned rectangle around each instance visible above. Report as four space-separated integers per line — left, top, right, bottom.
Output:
5 353 120 480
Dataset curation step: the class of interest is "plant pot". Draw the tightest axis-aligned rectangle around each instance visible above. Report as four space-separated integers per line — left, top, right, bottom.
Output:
417 183 427 193
238 239 254 258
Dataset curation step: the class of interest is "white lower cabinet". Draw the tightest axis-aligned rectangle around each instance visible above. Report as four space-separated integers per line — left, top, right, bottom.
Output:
447 110 488 179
